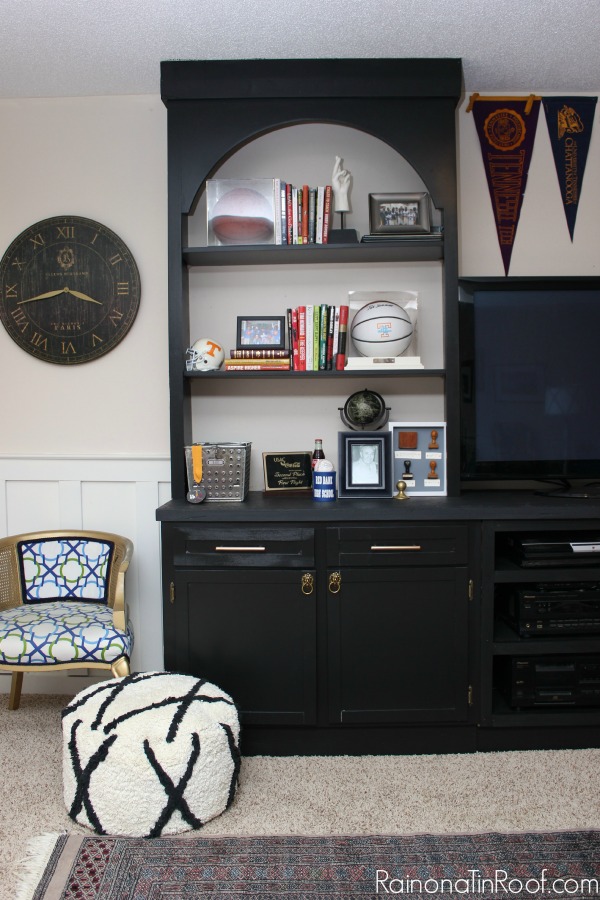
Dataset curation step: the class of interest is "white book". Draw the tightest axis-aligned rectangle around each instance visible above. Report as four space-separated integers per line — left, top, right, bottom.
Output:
273 179 282 245
305 305 314 370
332 306 340 358
315 186 325 244
292 187 298 245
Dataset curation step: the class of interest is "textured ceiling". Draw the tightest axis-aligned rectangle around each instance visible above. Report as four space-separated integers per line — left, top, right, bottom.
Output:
1 0 598 99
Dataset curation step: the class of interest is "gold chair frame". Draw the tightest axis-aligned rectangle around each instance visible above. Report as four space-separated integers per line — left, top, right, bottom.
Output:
0 529 133 709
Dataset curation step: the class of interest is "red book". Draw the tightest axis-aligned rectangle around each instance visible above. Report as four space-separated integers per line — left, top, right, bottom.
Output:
335 304 349 370
297 305 307 370
322 185 332 244
291 307 299 370
301 184 309 244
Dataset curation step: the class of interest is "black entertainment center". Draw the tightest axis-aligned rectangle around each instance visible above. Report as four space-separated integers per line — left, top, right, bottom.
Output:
157 58 600 756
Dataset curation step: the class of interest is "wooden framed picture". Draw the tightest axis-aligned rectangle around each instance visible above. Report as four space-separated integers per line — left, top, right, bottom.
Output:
388 421 447 496
236 316 286 351
368 192 431 235
338 431 393 498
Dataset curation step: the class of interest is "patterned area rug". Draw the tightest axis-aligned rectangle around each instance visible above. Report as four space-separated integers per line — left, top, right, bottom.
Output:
19 830 600 899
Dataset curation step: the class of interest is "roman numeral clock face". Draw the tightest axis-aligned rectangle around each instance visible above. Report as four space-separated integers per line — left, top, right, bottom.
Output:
0 216 140 364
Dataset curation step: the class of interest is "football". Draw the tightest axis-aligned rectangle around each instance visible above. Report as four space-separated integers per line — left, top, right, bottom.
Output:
210 187 274 245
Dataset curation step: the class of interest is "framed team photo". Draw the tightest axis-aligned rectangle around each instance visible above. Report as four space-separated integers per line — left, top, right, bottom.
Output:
368 192 431 235
236 316 286 351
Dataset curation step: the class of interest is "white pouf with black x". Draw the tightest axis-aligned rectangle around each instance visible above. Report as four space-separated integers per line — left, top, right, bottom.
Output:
62 671 240 837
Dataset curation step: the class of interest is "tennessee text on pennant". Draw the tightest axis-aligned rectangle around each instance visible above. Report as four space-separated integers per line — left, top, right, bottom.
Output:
467 94 542 274
543 96 597 241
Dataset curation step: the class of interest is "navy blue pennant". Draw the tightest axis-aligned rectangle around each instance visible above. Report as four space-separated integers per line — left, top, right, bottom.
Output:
543 96 597 240
470 96 541 275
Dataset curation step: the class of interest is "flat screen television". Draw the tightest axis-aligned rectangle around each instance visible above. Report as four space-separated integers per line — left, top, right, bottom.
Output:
459 277 600 498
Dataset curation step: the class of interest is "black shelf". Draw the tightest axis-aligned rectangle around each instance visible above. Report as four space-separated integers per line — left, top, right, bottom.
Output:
184 368 445 380
183 240 443 267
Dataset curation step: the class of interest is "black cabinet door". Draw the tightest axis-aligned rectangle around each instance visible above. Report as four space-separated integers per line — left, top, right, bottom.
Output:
327 567 470 724
170 568 317 726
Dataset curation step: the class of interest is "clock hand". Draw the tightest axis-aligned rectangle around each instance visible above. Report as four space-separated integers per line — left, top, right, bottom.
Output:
66 288 102 305
18 289 64 304
18 286 102 306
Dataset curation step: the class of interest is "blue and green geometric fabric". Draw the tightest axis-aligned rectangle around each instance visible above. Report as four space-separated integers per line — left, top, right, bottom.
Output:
0 601 132 666
17 538 113 604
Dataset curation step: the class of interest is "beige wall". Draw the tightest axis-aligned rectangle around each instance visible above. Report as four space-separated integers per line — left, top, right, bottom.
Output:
0 95 169 457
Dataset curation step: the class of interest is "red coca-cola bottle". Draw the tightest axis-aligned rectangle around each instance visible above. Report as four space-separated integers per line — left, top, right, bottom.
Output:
312 438 325 470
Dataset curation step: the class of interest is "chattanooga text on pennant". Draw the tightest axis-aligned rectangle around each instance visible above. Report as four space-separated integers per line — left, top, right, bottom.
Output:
543 96 597 241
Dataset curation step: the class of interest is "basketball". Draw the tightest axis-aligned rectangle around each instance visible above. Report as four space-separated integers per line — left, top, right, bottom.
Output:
350 301 414 357
210 187 274 245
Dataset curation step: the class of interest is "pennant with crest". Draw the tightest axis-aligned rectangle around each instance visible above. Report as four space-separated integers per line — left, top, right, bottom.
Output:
467 94 542 274
543 96 597 240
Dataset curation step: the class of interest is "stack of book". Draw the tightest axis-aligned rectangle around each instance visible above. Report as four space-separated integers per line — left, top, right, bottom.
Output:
288 304 349 371
224 349 291 371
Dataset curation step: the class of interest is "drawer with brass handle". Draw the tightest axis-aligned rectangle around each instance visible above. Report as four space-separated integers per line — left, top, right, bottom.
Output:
167 524 315 568
326 524 468 567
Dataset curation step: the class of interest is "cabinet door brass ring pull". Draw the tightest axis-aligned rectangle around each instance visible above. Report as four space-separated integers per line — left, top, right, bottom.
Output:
215 546 267 552
301 572 314 595
370 545 422 551
328 571 342 594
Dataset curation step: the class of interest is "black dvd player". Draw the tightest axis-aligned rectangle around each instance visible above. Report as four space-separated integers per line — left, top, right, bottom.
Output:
507 534 600 568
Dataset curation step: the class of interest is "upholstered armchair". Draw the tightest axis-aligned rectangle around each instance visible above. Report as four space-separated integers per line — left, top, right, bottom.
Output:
0 530 133 709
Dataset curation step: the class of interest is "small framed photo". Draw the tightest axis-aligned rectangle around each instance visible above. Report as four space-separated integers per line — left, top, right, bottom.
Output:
236 316 286 351
388 421 447 496
368 192 431 235
338 431 393 498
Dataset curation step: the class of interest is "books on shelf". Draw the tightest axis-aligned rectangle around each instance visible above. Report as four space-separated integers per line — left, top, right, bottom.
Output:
221 298 424 373
285 303 350 372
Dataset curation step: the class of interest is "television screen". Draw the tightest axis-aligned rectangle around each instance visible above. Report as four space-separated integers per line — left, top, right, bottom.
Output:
459 277 600 495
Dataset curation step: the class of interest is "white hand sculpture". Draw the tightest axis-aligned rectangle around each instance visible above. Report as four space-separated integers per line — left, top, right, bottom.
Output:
332 156 351 214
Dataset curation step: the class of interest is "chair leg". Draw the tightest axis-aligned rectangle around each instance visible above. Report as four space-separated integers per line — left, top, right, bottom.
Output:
110 657 130 679
9 672 23 710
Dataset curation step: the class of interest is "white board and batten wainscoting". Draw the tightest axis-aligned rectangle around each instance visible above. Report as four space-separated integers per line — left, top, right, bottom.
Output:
0 454 171 696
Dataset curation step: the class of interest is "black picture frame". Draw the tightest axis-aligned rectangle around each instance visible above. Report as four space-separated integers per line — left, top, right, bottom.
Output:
262 451 313 492
338 430 393 498
368 192 431 235
236 316 286 351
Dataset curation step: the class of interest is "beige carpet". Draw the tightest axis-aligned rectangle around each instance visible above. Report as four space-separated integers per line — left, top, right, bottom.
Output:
2 695 600 900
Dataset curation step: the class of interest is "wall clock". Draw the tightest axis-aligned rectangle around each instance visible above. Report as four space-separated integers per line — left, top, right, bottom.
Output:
0 215 141 364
